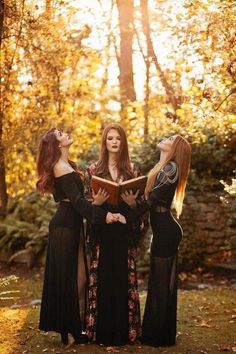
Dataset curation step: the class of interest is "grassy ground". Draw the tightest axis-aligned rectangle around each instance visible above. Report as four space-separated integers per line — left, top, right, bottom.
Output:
0 266 236 354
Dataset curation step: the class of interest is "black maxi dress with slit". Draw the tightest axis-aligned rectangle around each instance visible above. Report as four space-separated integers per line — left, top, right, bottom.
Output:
128 161 182 347
39 172 107 338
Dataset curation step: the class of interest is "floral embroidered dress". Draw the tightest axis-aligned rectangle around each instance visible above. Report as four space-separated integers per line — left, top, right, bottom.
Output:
84 162 142 346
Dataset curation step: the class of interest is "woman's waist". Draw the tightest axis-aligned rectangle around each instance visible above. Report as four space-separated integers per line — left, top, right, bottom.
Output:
151 205 170 213
56 200 77 213
150 209 175 221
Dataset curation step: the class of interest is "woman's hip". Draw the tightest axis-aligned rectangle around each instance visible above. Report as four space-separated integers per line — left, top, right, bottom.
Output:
49 202 81 231
150 211 182 234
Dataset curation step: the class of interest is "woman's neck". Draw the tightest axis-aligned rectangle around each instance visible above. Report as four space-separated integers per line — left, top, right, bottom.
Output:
108 153 118 167
60 147 69 163
159 151 169 163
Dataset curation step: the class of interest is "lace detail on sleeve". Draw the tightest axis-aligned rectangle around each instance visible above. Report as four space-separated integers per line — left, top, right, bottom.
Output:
84 168 93 201
84 162 99 201
131 162 142 178
152 162 178 191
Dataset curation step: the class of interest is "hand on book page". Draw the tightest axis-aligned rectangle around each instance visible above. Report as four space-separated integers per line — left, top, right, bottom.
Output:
121 189 139 209
92 188 110 206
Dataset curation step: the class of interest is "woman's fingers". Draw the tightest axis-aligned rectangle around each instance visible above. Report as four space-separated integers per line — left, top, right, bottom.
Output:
107 213 126 224
104 194 110 201
134 189 139 198
118 213 126 224
97 188 108 197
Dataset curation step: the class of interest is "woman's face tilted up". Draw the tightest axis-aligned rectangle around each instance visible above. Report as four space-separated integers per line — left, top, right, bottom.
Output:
157 135 177 153
106 128 121 154
54 129 73 148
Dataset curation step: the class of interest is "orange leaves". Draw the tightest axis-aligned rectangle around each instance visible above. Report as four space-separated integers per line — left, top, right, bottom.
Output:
219 344 233 352
195 319 220 329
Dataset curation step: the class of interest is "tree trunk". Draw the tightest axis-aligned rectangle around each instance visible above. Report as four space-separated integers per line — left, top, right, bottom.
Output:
140 0 180 114
0 0 8 215
143 53 150 141
116 0 136 109
45 0 52 18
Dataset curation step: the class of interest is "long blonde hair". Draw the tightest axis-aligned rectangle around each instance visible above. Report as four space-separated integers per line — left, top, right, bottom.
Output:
145 134 191 218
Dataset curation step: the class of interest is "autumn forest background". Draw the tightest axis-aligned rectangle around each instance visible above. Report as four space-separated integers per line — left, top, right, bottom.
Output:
0 1 236 353
1 0 236 203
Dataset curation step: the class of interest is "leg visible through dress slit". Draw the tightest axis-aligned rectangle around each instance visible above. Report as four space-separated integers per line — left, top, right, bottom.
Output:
142 255 178 347
77 234 87 329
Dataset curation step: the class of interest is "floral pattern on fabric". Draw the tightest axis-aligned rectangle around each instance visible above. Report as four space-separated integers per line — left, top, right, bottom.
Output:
85 162 142 343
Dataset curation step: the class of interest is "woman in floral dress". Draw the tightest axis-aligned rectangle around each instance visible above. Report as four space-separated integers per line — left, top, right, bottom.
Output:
84 123 143 350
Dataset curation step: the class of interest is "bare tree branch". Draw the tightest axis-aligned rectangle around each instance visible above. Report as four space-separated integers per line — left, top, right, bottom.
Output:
214 88 236 111
140 0 180 113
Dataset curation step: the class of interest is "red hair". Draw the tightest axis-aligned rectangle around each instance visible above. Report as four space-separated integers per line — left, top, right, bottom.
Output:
36 128 77 194
96 123 134 180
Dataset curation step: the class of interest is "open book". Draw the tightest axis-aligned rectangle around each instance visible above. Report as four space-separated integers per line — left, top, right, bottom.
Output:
91 175 147 206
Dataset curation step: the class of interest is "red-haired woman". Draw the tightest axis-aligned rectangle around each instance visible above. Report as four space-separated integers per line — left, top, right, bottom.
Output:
36 128 123 346
84 123 144 349
123 134 191 347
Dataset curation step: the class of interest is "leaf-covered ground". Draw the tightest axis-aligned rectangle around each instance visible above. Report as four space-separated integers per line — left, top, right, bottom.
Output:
0 265 236 354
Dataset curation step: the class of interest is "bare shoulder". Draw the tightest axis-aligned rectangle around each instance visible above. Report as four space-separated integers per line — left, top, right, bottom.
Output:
54 160 74 177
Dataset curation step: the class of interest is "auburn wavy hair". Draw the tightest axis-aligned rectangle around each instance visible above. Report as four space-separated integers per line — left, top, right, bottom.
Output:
145 134 191 218
36 128 77 195
96 123 134 180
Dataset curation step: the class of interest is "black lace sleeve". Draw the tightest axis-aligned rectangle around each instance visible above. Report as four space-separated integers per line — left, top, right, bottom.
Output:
58 172 107 224
147 162 178 207
127 162 178 219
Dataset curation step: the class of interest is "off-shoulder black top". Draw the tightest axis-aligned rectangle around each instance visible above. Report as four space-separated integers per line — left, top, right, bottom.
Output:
53 171 107 225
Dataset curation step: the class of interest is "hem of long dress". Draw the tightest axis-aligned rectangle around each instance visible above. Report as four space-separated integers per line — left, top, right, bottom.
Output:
39 326 77 334
93 339 139 347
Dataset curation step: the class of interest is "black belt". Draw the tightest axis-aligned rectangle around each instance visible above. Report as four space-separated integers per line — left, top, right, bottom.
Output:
152 205 170 213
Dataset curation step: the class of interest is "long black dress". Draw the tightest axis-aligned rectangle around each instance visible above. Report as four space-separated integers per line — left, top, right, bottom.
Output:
128 161 182 347
84 163 142 346
39 172 107 338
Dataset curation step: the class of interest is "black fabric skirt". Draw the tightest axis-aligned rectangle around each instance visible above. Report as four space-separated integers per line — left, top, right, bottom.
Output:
142 210 182 347
39 201 86 336
96 221 129 346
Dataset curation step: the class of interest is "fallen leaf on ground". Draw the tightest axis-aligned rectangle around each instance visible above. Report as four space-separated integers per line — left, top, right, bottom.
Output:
196 320 211 328
219 344 231 351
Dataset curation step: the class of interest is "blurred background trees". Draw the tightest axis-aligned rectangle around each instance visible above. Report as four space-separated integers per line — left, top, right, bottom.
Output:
0 0 235 216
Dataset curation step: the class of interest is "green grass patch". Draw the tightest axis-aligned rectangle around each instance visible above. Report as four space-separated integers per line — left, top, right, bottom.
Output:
0 269 235 354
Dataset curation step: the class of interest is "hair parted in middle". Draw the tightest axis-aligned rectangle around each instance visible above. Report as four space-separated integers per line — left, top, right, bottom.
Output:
95 123 134 180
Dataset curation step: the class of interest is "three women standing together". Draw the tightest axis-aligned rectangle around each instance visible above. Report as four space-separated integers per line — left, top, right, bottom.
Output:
36 123 191 350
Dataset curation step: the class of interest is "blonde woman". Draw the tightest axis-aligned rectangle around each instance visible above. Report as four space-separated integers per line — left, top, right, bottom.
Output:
122 134 191 347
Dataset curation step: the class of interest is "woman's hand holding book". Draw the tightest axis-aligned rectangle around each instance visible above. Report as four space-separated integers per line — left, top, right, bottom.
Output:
92 188 110 205
121 189 139 209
